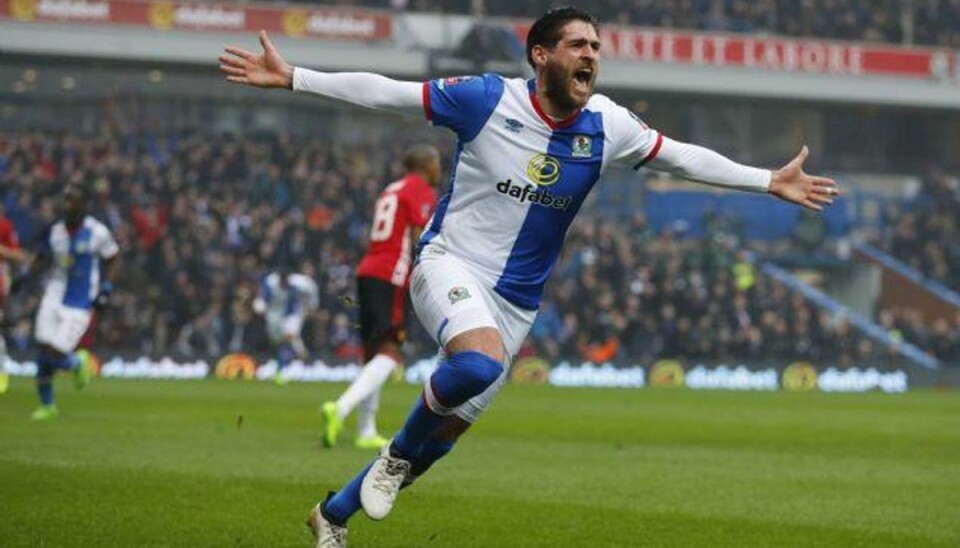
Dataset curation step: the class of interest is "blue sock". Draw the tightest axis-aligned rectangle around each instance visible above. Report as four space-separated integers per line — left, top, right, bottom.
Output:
58 353 79 371
37 379 54 405
323 463 373 525
36 357 56 406
277 344 295 371
410 438 456 479
393 396 445 458
393 352 501 458
324 353 498 525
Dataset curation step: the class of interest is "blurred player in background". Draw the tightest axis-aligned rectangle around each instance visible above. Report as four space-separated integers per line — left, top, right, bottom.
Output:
252 266 319 385
320 144 440 450
24 185 119 420
221 7 839 545
0 205 28 396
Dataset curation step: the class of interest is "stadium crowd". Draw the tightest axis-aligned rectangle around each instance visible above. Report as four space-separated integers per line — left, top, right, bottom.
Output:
0 129 954 366
341 0 960 48
868 168 960 364
878 168 960 293
529 216 914 367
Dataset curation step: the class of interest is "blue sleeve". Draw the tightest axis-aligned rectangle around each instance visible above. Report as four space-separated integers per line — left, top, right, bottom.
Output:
259 275 271 303
424 74 504 142
35 223 53 254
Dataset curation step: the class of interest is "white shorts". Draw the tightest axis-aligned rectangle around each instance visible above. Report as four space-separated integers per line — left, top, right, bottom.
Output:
266 314 304 345
410 248 536 423
34 294 92 354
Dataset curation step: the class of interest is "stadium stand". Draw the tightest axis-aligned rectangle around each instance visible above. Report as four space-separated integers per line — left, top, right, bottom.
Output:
534 216 915 368
4 126 955 366
854 168 960 364
339 0 960 47
874 169 960 292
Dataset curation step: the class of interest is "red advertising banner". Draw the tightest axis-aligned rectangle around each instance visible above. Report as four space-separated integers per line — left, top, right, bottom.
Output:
515 23 955 80
0 0 394 41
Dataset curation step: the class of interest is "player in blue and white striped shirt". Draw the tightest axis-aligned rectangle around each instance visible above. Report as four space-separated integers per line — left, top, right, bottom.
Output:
26 185 119 420
222 8 840 545
252 267 319 384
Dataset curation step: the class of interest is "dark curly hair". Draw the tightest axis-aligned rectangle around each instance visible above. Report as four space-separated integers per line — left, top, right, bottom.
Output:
525 7 599 68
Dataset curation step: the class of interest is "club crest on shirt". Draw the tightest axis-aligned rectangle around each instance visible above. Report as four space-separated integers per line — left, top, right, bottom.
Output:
448 286 471 304
572 135 592 158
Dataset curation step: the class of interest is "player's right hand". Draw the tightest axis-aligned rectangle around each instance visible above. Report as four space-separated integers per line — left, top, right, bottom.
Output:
219 30 294 89
93 281 113 311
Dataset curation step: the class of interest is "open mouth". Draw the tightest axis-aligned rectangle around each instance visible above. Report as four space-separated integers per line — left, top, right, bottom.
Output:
573 67 594 87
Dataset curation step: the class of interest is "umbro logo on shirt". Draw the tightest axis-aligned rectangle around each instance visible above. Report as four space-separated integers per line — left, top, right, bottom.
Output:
505 118 524 133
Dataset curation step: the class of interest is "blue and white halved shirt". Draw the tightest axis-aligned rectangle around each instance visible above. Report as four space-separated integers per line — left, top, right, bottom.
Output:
43 216 119 310
419 74 663 310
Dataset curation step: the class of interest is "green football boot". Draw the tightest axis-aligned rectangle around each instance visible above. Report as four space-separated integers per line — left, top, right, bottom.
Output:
31 404 59 421
320 401 342 448
355 435 389 451
74 349 93 390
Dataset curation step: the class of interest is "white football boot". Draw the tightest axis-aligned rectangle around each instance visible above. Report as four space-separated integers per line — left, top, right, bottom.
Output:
306 496 348 548
360 440 411 520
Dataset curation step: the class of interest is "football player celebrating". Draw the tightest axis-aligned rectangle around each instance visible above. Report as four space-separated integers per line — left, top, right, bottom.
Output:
221 8 839 545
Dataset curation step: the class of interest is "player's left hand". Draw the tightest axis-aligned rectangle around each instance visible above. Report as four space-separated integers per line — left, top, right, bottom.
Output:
93 281 113 311
768 146 840 212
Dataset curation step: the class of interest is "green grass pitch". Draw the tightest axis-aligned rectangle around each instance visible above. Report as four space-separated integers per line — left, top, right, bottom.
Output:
1 376 958 547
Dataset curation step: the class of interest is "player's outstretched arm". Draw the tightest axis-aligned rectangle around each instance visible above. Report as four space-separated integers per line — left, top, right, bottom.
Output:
648 138 839 212
219 31 423 114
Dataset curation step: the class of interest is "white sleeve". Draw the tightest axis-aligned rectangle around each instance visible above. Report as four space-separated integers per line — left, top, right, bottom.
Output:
647 137 771 193
95 224 119 259
292 68 424 115
292 275 320 309
600 97 663 169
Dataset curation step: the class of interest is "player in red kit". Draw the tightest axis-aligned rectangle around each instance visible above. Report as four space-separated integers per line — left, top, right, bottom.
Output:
321 144 441 449
0 206 27 395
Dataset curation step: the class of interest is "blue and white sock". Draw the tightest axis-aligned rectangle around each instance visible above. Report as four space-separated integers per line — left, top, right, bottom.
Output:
323 351 501 525
393 351 501 458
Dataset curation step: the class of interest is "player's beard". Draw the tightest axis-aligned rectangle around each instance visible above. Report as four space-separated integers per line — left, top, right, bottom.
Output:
542 59 593 114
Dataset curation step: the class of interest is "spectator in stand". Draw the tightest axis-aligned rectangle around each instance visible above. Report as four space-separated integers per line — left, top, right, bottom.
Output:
869 166 960 366
878 306 960 366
